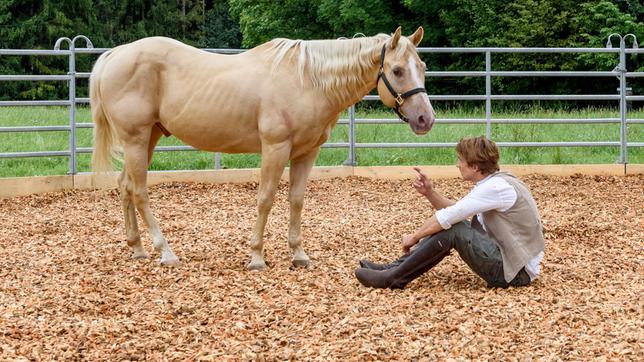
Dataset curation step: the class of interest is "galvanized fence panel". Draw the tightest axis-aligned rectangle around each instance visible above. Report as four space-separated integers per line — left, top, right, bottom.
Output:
0 35 642 174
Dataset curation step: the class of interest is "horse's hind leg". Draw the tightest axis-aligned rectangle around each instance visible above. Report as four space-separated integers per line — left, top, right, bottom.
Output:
118 169 148 259
117 127 163 260
123 140 179 265
287 148 319 267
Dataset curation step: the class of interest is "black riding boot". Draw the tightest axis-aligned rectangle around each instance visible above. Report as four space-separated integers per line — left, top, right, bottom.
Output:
358 237 439 270
355 235 452 289
359 255 408 271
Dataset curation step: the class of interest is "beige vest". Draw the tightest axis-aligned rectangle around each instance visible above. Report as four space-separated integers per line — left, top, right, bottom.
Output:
483 172 545 282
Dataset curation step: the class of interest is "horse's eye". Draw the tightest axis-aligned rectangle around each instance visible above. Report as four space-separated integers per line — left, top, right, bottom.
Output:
392 67 403 77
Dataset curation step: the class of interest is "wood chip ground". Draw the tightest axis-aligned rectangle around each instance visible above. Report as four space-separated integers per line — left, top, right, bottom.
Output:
0 174 642 360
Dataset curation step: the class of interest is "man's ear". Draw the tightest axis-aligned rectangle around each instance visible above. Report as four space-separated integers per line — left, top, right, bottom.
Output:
408 26 424 46
390 26 402 49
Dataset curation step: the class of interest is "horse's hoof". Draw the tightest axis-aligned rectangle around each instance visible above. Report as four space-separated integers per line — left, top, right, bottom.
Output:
292 259 311 268
160 253 180 266
159 249 180 266
248 261 268 271
160 258 180 266
132 251 150 259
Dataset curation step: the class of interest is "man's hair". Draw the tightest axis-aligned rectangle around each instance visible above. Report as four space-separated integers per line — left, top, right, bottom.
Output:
456 136 500 175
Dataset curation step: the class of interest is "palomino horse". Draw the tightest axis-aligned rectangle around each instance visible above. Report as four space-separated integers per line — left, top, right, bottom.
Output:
91 26 435 270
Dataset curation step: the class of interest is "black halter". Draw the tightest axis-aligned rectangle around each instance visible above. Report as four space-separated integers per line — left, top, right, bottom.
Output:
376 44 427 123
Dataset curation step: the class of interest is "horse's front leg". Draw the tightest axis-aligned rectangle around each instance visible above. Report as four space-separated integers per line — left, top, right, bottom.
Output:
248 140 292 270
288 148 320 268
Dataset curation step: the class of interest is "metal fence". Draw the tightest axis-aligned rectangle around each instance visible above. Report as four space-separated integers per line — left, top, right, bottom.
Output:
1 34 642 174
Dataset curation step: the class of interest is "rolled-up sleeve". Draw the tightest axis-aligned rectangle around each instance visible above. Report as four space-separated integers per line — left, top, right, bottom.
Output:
434 178 516 230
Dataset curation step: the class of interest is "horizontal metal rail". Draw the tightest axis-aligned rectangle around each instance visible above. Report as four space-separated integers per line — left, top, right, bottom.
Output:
0 151 70 159
4 140 642 160
419 47 621 54
363 94 624 101
426 71 619 77
0 75 70 81
3 117 641 135
336 118 644 125
626 72 644 78
350 141 638 148
3 94 610 105
0 100 71 106
0 126 71 132
0 94 625 105
5 70 633 82
0 49 71 56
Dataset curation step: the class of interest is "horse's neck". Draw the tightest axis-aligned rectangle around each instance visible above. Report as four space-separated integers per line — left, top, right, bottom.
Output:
329 43 383 110
341 68 379 110
264 37 385 111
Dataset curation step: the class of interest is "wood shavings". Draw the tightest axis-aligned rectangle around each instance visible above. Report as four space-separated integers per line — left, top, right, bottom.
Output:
0 174 642 359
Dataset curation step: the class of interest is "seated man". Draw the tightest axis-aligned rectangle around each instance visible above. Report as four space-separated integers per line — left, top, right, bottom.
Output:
355 136 545 289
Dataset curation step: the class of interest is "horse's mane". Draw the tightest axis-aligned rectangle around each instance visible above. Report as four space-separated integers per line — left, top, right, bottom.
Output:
267 34 409 105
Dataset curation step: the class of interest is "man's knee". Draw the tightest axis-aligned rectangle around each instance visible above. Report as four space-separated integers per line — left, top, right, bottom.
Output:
445 221 475 250
417 222 474 254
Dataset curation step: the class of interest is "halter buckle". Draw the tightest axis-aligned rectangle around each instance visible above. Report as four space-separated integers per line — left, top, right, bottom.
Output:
395 94 405 107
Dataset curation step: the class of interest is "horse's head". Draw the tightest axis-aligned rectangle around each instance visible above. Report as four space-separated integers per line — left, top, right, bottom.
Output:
376 26 435 135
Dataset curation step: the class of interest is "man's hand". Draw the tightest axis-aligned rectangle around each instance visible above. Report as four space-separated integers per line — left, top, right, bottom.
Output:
412 167 434 198
402 234 419 254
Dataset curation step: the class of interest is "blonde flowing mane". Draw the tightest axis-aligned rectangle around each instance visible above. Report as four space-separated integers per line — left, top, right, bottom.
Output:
268 34 409 105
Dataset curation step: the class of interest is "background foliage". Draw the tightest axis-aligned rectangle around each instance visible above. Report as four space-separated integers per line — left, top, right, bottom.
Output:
0 0 642 106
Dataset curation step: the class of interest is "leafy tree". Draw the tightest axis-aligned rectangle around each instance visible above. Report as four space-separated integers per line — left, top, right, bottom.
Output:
0 0 99 100
229 0 425 46
229 0 330 46
201 1 242 48
318 0 409 38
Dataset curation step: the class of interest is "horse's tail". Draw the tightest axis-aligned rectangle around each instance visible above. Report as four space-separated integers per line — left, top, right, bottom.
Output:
90 49 122 173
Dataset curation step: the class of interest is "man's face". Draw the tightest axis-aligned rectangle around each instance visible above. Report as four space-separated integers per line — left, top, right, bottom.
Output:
456 156 479 182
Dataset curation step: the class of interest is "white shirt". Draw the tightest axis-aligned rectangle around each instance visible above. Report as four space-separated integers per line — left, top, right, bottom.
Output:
435 174 543 280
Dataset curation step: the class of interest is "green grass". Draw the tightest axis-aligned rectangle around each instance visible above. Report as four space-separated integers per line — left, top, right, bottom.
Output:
0 106 642 177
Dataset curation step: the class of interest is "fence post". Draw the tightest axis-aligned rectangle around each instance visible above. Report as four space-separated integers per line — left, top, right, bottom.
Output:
68 42 78 175
214 152 222 169
55 35 93 175
485 51 492 139
343 105 357 166
607 33 638 166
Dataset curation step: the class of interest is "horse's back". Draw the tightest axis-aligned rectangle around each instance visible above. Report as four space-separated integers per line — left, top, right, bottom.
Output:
96 37 208 81
92 37 269 151
93 37 216 122
91 36 336 155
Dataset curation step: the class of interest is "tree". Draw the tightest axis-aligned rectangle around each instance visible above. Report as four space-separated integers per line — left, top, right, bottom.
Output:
317 0 409 38
229 0 330 47
201 1 242 48
0 0 99 100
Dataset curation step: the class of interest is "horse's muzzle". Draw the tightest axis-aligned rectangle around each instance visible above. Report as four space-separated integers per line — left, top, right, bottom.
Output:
409 111 435 135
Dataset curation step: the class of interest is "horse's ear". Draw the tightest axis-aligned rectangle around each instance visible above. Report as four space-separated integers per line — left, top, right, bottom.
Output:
390 26 402 49
408 26 424 47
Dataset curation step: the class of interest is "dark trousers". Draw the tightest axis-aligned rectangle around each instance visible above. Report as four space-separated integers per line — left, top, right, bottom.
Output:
395 219 531 288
